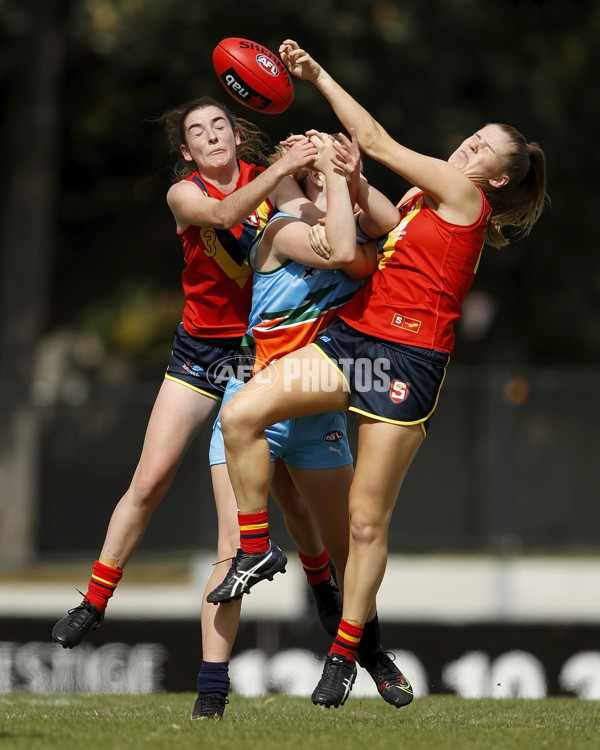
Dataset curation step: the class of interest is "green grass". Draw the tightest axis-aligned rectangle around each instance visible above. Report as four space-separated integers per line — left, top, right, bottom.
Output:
1 694 599 750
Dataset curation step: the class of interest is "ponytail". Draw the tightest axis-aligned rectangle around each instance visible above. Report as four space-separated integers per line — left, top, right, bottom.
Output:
484 124 548 248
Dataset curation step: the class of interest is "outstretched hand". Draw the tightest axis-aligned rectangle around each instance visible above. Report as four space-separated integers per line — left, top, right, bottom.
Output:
279 39 322 83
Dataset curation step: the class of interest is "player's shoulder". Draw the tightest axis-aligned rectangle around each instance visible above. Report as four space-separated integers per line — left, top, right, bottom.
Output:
167 176 208 205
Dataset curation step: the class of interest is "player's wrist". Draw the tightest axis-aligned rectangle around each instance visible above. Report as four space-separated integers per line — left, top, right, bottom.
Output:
313 65 327 87
268 158 292 180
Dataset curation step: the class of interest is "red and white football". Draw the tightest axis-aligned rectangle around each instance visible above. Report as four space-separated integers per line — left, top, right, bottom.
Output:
213 37 294 114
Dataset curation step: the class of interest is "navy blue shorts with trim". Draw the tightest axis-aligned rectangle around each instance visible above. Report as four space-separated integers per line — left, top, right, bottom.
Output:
165 323 243 401
312 318 449 433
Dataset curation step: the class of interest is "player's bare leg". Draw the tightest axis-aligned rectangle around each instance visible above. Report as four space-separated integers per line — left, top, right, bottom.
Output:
207 347 349 603
52 379 218 648
312 417 422 708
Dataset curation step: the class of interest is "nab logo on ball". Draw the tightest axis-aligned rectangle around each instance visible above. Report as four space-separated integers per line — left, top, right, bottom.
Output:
221 68 272 112
213 37 294 114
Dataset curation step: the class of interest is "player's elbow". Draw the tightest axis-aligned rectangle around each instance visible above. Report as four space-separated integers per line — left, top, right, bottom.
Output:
359 121 390 162
359 122 383 153
329 236 358 266
211 204 239 230
333 246 357 266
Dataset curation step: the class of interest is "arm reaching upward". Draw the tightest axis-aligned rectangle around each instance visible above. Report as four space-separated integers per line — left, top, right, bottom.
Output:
279 39 482 224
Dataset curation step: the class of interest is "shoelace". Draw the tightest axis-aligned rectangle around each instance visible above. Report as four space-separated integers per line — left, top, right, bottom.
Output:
320 655 352 687
375 658 411 688
211 555 235 566
371 652 399 678
66 602 97 626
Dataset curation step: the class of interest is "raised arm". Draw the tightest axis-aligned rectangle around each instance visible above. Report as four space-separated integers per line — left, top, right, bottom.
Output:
280 39 482 223
314 133 357 265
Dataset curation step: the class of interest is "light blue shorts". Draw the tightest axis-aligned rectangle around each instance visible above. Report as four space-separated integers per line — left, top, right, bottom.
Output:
209 378 353 469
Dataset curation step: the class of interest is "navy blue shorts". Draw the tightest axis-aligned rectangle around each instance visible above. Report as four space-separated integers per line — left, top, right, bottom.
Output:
165 323 244 401
312 318 449 433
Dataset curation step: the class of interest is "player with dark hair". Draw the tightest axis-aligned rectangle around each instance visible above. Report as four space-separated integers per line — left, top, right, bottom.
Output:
208 42 548 708
51 98 343 700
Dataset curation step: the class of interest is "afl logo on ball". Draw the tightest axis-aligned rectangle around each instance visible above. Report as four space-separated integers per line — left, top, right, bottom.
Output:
390 380 409 403
256 54 279 77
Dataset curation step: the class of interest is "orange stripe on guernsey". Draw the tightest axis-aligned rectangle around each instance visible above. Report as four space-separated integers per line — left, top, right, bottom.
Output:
91 574 118 588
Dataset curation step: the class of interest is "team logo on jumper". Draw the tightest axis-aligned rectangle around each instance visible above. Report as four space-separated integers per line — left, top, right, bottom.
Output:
245 211 260 227
389 380 409 403
256 54 279 77
391 313 422 333
322 429 344 442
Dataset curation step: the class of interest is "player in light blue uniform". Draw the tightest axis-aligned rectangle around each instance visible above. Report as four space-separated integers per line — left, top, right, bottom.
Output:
208 212 362 470
205 131 414 710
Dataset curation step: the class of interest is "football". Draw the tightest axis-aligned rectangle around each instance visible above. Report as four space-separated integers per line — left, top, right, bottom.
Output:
213 37 294 114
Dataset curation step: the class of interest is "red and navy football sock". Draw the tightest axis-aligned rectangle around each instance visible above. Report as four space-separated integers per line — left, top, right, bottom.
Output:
84 560 123 613
298 549 331 585
238 510 270 554
330 618 364 662
197 660 230 697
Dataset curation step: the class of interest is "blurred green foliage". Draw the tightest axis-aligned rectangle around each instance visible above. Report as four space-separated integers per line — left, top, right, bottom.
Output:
1 0 598 372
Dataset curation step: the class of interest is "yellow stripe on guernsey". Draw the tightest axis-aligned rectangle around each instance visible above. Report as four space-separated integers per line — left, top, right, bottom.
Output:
200 202 272 289
91 575 118 588
472 209 491 275
338 627 361 645
200 227 250 289
378 196 423 271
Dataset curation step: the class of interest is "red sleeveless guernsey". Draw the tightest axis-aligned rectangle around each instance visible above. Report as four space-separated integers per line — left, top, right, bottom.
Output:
339 188 490 353
178 161 275 338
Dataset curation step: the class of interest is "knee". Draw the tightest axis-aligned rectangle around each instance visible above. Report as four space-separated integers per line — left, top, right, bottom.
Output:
128 469 171 511
349 509 384 547
221 395 253 443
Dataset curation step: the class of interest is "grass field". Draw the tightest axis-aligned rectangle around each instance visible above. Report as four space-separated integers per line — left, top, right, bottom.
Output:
1 694 598 750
